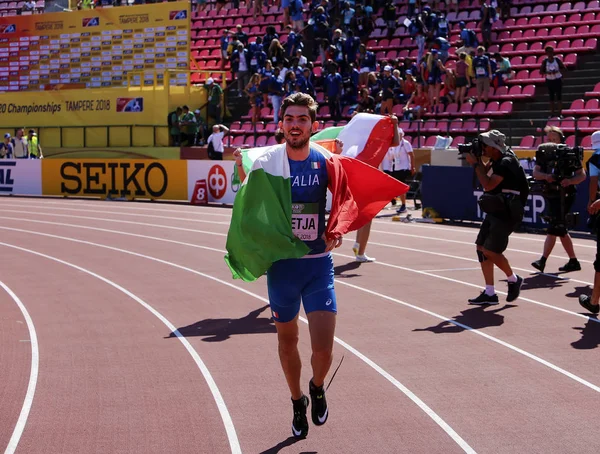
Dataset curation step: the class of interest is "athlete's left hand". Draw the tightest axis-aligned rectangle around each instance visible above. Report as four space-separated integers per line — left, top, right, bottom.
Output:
334 138 343 155
323 234 343 252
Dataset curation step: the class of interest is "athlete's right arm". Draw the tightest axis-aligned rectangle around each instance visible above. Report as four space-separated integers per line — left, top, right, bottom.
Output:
233 148 246 182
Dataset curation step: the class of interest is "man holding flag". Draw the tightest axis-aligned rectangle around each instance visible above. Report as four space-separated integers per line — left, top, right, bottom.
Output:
225 93 406 438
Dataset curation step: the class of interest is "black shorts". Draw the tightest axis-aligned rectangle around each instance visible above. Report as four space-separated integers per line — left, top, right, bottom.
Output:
546 193 575 237
393 169 412 184
475 215 516 254
546 77 562 102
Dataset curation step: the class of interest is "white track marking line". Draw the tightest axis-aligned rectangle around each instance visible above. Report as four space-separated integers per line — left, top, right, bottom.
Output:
0 228 476 454
0 210 227 237
2 282 39 454
363 240 595 288
0 242 241 454
1 215 596 323
370 218 598 249
2 224 600 396
420 267 481 272
369 228 595 263
0 203 230 225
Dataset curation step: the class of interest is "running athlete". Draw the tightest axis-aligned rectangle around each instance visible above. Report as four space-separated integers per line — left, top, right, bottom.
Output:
234 93 342 438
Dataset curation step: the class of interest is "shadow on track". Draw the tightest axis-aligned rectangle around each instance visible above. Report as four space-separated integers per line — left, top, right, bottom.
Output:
413 304 517 334
565 285 592 299
571 315 600 350
334 261 362 278
165 305 275 342
258 436 317 454
521 273 569 291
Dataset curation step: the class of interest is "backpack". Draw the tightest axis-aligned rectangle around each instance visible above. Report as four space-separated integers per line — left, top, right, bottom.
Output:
466 29 479 47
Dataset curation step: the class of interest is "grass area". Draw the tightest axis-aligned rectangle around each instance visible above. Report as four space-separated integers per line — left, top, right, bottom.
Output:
43 148 181 160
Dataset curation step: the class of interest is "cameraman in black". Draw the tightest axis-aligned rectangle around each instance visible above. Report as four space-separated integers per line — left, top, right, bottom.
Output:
531 126 586 273
464 130 528 305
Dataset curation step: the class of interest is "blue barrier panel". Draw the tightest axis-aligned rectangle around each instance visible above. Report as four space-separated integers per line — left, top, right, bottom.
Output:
422 165 592 232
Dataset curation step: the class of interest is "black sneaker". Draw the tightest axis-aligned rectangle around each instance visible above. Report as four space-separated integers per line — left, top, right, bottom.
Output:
468 291 499 305
531 259 546 273
559 260 581 272
309 379 328 426
291 395 309 438
578 295 600 315
507 275 524 302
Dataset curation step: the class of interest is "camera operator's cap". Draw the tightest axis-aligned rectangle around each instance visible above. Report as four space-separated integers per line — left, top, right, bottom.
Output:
479 129 507 152
592 130 600 149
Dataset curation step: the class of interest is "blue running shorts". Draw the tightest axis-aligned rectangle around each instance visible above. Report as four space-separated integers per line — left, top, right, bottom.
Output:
266 253 336 323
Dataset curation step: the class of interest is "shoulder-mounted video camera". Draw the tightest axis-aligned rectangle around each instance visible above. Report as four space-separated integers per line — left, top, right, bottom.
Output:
457 137 484 158
530 143 583 197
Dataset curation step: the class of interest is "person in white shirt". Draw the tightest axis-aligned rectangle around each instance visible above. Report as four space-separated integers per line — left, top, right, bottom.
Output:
390 128 415 213
206 124 229 160
12 128 29 159
380 146 397 206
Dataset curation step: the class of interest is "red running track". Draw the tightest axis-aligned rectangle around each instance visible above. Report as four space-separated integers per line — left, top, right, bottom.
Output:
0 197 599 454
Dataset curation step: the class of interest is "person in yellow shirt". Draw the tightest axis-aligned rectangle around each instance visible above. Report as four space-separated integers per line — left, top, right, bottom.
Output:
27 129 43 159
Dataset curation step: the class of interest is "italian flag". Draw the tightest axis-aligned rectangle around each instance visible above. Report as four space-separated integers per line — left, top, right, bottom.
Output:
225 115 408 282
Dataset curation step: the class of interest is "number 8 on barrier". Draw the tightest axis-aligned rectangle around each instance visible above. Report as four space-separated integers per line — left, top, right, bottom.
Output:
191 179 209 205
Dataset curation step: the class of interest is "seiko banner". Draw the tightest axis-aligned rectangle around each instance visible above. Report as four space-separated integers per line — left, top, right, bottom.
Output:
421 166 591 231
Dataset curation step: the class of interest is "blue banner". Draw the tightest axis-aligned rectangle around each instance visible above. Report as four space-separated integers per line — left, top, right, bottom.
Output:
421 165 592 231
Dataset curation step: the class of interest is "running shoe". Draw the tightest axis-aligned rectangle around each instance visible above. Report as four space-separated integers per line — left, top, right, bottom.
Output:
396 205 407 214
531 259 545 273
559 259 581 272
309 379 328 426
356 254 376 263
291 395 309 438
578 295 600 315
506 275 524 302
468 291 499 305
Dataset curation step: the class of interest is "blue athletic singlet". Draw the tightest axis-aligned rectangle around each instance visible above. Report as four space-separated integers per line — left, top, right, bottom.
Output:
288 147 329 255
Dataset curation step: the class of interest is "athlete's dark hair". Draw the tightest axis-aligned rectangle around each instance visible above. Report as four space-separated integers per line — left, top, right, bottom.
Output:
274 129 285 143
280 92 318 123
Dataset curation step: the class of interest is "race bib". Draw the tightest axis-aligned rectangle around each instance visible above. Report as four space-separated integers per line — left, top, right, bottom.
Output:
291 202 319 241
476 66 486 76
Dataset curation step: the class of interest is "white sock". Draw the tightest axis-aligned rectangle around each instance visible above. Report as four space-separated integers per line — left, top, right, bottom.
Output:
485 285 495 296
507 274 518 283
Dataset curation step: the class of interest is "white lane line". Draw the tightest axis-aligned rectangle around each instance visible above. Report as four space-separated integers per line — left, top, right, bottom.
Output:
371 218 598 249
0 203 230 225
2 281 39 454
1 215 596 323
420 267 481 272
0 199 234 218
369 228 595 264
0 228 476 454
363 240 595 288
0 243 241 454
0 210 227 237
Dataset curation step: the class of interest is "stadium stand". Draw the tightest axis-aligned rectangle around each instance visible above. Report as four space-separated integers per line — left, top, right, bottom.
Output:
2 0 600 150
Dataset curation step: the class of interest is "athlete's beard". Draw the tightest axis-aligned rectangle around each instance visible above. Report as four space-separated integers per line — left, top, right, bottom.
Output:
284 130 311 150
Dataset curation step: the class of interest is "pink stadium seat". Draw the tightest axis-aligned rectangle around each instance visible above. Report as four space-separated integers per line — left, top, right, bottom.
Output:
424 136 438 148
451 136 466 147
581 135 593 148
519 136 535 148
585 82 600 97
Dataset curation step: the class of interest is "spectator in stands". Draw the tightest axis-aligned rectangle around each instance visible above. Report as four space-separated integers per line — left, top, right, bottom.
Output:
580 131 600 314
455 53 470 106
245 74 263 126
21 0 36 14
180 106 198 147
169 107 182 146
268 39 286 67
403 85 429 120
12 128 28 159
342 2 355 32
473 46 492 103
205 78 223 125
383 0 397 38
457 21 478 56
295 49 308 67
540 46 566 119
231 43 250 92
289 0 305 31
220 30 231 70
207 124 229 160
480 1 496 49
269 67 285 122
499 0 511 20
391 127 415 214
442 69 457 105
427 50 445 114
350 5 374 42
357 43 376 86
432 36 450 64
354 87 375 115
494 53 512 86
324 62 343 120
27 130 42 159
260 61 274 106
0 134 14 159
235 24 248 47
409 13 427 64
380 66 396 115
531 125 585 274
